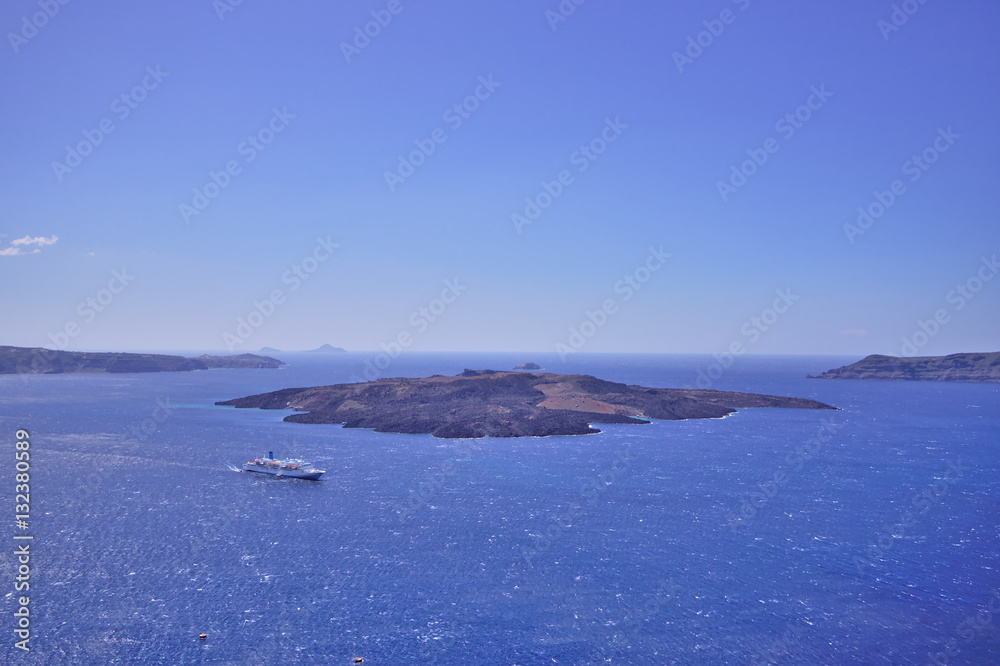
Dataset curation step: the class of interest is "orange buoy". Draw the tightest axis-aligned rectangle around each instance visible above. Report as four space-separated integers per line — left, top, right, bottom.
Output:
198 634 207 640
354 659 363 664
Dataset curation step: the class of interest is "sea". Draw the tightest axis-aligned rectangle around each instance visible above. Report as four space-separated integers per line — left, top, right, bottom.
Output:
1 352 998 665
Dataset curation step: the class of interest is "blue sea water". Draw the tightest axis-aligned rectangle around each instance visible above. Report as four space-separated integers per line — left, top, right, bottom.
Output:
1 353 998 665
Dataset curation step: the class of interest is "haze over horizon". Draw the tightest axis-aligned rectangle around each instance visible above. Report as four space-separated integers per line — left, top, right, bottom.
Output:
3 1 998 357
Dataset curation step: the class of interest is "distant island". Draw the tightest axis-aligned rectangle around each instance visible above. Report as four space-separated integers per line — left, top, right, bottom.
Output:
192 354 285 369
306 344 346 353
809 352 1000 382
514 362 541 370
0 346 284 374
216 369 836 439
257 345 346 353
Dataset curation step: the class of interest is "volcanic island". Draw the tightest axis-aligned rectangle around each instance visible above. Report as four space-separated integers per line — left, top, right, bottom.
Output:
0 345 283 374
216 369 837 439
809 352 1000 383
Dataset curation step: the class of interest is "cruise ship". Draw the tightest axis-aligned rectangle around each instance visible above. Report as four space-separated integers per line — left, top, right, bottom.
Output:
242 452 325 480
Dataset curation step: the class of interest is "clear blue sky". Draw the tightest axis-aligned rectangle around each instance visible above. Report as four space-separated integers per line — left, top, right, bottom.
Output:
2 0 998 355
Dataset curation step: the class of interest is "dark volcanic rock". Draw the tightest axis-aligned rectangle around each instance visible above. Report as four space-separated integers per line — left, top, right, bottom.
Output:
808 352 1000 382
216 370 837 439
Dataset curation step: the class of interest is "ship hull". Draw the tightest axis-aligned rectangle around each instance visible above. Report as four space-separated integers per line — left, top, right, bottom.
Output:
242 464 324 480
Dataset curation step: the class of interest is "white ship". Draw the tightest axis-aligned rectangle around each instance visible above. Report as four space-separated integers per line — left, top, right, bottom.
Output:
242 451 325 480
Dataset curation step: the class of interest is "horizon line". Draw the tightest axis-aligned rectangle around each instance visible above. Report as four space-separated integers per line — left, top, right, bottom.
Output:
7 344 994 358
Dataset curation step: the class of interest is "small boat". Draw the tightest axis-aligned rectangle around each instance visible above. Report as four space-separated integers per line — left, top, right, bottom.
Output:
242 451 325 480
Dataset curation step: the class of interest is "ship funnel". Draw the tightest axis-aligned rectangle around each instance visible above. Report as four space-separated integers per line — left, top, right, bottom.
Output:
268 451 274 460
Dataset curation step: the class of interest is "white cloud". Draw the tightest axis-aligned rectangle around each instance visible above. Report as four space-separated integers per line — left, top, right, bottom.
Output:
1 234 58 256
10 235 58 247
